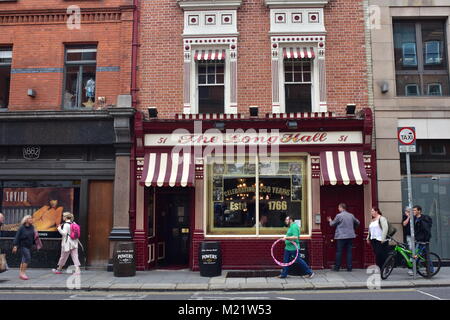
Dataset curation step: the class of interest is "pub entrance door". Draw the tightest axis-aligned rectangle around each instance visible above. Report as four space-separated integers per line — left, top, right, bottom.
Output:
153 188 192 268
320 185 365 269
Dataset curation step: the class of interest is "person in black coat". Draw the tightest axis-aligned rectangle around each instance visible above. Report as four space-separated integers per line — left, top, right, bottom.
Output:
13 215 36 280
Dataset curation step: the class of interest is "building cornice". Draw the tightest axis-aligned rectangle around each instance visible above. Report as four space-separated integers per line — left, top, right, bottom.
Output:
264 0 329 8
177 0 242 10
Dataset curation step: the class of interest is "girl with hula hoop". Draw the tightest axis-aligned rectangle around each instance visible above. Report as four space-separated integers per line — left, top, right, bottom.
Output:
274 216 314 279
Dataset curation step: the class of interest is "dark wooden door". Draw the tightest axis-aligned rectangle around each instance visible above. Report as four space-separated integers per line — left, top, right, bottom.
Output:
87 181 113 266
320 185 365 269
156 190 191 267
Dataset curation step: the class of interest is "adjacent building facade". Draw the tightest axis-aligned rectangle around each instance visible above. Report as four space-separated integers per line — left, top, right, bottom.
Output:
370 0 450 261
132 0 377 271
0 0 135 268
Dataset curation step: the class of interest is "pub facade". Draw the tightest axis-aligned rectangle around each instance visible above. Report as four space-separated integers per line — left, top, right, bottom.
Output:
132 0 377 270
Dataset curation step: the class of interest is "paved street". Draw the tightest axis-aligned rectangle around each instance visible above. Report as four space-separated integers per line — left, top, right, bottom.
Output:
0 287 448 300
0 267 450 292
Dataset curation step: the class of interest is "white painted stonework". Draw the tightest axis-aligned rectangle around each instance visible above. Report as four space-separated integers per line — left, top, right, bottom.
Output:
183 10 238 36
398 119 450 140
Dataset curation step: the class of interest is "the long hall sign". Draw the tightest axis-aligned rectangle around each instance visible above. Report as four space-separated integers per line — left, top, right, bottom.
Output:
145 131 362 146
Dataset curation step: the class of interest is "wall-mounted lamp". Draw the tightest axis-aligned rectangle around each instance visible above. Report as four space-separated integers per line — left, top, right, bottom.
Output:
249 106 258 117
148 107 158 118
286 120 298 130
380 81 389 94
27 89 36 98
346 104 356 115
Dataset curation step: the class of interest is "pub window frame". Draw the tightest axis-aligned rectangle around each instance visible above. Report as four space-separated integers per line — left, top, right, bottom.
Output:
62 45 97 109
196 60 225 114
283 59 313 113
204 153 311 238
393 19 449 96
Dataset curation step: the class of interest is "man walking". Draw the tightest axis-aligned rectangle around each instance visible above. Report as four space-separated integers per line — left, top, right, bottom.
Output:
277 216 314 279
327 203 360 272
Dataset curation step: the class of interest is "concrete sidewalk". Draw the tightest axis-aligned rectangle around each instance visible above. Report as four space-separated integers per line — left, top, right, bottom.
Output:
0 267 449 291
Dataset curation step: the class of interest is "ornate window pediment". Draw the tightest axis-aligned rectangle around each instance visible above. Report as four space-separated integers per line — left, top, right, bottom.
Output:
177 0 242 10
264 0 329 8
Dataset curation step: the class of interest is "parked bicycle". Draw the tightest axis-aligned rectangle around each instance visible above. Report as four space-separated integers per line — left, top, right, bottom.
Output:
381 238 441 280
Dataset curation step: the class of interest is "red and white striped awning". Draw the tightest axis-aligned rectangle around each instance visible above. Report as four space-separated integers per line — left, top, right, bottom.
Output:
320 151 369 186
194 49 226 61
283 47 315 59
140 152 194 187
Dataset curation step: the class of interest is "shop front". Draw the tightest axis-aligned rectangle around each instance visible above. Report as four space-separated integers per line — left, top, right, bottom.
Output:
132 109 376 271
0 108 134 268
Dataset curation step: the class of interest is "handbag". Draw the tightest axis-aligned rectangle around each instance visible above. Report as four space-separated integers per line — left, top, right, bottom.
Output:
34 230 43 251
0 253 7 273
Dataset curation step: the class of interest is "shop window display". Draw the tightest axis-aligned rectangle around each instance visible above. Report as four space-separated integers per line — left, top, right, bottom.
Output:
207 156 308 236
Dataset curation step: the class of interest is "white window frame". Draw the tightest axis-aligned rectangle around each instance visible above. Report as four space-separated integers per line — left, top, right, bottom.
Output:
427 83 442 96
190 48 231 114
425 40 441 65
278 46 320 113
405 83 420 96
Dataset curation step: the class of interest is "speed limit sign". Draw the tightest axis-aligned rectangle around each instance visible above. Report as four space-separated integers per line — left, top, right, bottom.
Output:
398 127 416 153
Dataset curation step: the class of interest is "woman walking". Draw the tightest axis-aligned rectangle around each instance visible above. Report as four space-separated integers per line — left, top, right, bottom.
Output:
52 212 81 275
367 207 389 270
12 215 36 280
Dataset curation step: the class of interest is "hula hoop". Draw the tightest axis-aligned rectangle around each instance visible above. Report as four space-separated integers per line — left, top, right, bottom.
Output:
271 238 299 267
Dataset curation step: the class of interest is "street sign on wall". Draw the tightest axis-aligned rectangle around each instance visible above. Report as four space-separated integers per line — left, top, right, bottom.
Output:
397 127 416 153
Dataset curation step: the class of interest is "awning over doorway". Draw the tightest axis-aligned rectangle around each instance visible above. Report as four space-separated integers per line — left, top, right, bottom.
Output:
140 152 194 187
320 151 369 186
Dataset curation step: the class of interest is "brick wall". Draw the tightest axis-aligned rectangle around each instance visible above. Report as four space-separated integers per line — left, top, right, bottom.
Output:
0 2 133 110
137 0 370 117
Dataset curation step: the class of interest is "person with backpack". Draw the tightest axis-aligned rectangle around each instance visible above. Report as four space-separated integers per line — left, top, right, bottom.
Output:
413 205 433 273
367 207 392 270
52 212 81 275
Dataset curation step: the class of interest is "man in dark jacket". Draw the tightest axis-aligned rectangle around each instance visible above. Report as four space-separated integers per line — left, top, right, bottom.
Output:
327 203 360 272
413 205 433 274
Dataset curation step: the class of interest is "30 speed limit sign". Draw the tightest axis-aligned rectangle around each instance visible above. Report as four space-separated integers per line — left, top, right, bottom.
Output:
398 127 416 153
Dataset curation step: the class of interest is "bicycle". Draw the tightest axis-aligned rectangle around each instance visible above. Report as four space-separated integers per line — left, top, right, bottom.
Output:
381 238 441 280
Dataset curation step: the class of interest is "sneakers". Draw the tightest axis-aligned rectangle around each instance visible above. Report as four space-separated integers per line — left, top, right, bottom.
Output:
52 268 63 274
304 272 315 279
408 270 414 276
276 275 287 279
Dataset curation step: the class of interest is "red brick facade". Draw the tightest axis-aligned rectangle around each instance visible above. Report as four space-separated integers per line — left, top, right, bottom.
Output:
0 0 134 110
137 0 369 117
134 0 374 271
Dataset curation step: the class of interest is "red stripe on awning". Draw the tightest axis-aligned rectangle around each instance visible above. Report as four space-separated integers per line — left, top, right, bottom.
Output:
140 152 194 187
283 47 315 60
320 151 369 186
194 49 226 61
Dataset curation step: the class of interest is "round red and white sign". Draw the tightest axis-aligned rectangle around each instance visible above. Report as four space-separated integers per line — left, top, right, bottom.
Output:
398 127 416 145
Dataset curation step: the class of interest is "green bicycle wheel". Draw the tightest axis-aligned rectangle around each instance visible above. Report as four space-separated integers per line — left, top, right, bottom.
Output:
381 254 396 280
417 252 441 278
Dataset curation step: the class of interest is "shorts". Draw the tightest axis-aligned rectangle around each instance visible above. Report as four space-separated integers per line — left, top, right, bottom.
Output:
21 247 31 264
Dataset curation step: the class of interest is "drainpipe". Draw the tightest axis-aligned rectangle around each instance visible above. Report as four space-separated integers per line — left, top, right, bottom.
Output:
129 0 140 235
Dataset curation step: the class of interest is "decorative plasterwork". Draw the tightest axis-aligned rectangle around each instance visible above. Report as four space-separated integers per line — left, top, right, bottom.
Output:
270 8 326 34
178 0 242 10
184 10 238 36
264 0 329 8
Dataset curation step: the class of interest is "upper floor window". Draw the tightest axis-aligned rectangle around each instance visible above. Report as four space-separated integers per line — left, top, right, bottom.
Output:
284 59 312 113
198 60 225 114
394 20 449 96
0 47 12 109
63 46 97 109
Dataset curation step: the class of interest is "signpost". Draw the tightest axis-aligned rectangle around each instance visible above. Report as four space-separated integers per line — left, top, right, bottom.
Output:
397 127 416 279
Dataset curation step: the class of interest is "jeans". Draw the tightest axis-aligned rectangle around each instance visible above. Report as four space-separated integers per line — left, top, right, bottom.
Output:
20 247 31 264
370 239 389 270
280 250 312 277
335 239 353 270
416 243 434 274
